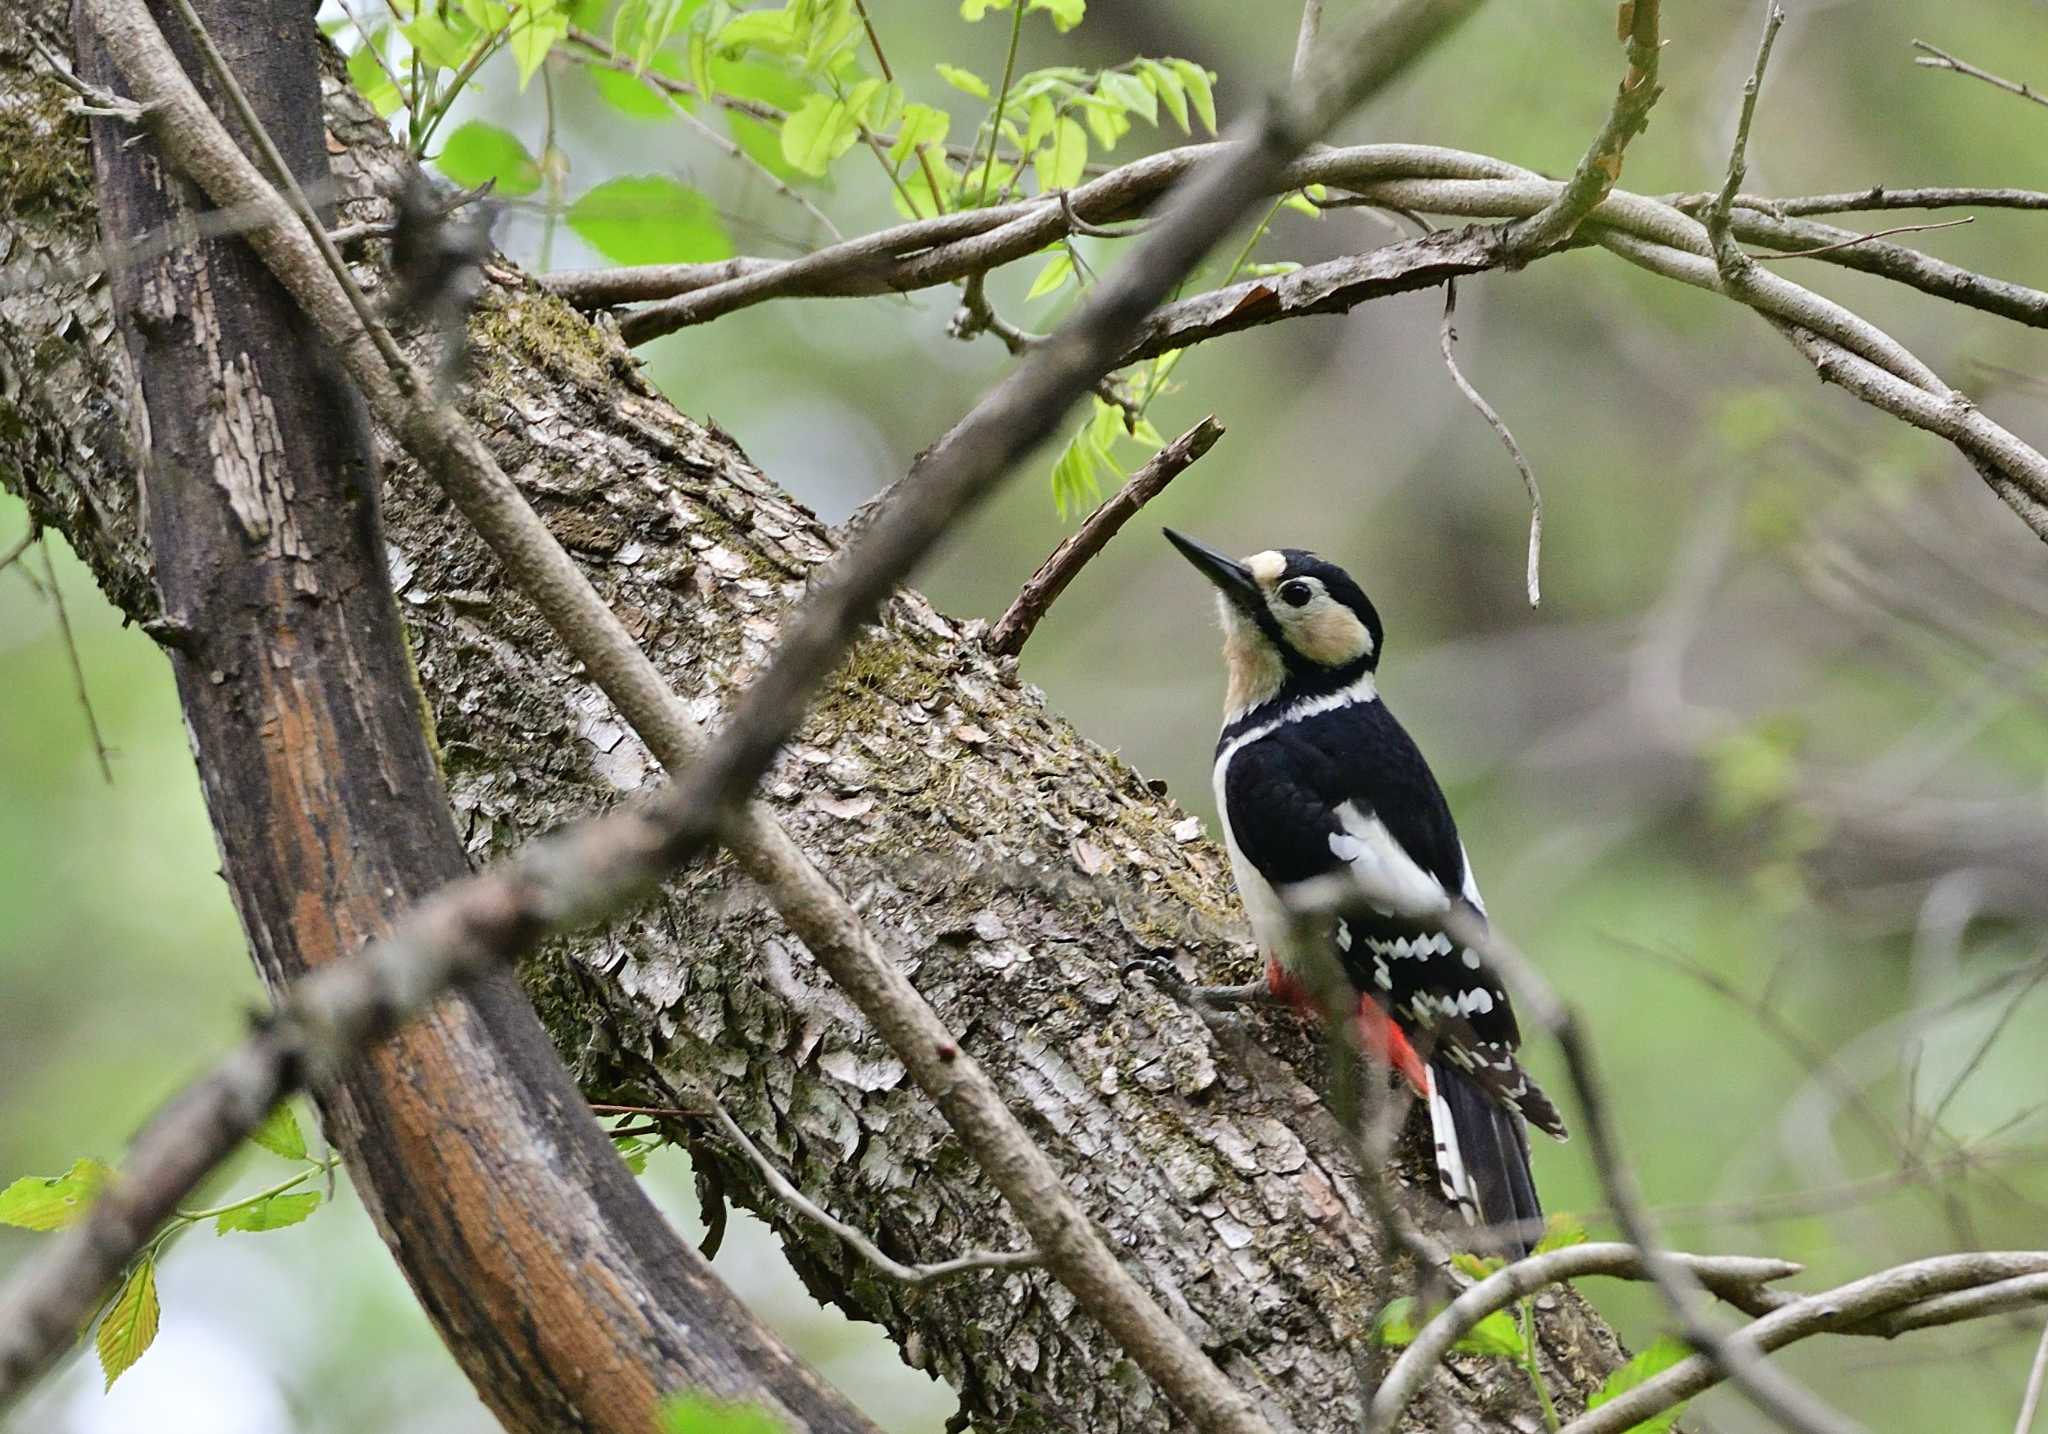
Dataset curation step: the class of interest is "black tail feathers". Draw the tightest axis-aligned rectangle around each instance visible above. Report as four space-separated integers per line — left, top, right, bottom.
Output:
1428 1057 1542 1257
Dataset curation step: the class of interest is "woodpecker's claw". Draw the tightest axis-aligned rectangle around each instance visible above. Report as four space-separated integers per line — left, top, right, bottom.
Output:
1121 954 1277 1013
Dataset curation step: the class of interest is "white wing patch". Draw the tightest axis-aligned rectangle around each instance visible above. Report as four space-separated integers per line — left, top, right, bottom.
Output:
1325 801 1450 920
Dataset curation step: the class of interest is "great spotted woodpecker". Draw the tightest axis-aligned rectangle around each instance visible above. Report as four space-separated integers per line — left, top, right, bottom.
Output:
1164 528 1566 1251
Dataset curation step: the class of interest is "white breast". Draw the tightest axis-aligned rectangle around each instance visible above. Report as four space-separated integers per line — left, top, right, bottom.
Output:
1213 740 1301 968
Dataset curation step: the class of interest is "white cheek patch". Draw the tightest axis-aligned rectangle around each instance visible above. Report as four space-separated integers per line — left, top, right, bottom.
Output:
1325 801 1450 920
1291 606 1371 666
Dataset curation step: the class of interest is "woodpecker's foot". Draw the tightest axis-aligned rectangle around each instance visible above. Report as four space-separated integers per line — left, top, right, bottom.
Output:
1119 954 1275 1012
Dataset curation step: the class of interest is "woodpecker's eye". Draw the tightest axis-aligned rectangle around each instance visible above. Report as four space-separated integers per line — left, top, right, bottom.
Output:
1278 580 1313 608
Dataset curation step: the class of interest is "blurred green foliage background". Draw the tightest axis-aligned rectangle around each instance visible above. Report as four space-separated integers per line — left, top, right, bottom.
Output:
6 1 2048 1430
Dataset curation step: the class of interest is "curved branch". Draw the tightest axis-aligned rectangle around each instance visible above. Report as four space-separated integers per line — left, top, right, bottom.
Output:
1371 1244 1805 1429
1563 1253 2048 1434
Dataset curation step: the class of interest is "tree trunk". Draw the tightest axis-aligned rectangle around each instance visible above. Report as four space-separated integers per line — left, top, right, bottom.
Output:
1 14 1628 1431
26 4 876 1431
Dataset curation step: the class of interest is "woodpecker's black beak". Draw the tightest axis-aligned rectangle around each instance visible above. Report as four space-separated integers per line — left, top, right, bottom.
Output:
1164 528 1261 615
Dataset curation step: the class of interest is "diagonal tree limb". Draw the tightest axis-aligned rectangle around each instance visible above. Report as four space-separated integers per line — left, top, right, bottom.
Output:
986 415 1225 658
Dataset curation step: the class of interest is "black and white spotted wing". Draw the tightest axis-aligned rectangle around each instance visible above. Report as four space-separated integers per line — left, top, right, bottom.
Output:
1217 700 1567 1140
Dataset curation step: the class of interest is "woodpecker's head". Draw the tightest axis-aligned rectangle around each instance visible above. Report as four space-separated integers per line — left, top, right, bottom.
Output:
1163 528 1384 717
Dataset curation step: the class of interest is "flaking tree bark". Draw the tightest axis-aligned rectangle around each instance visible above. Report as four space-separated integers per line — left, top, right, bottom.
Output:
1 9 1631 1431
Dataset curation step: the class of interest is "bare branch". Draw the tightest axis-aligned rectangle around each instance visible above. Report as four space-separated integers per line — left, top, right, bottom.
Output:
1753 215 1975 260
1698 185 2048 216
2015 1315 2048 1434
1706 3 1788 262
696 1087 1043 1286
1564 1253 2048 1434
1511 0 1661 252
37 539 112 784
1913 39 2048 111
986 415 1225 658
1370 1243 1805 1429
1437 279 1541 605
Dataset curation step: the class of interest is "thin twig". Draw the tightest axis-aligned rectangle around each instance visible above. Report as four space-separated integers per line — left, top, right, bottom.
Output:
697 1087 1041 1285
0 523 37 575
986 416 1224 658
853 0 950 213
1753 215 1974 261
1912 40 2048 112
1370 1243 1805 1429
2016 1315 2048 1434
1438 279 1540 605
1706 3 1787 265
38 539 112 784
1512 0 1661 253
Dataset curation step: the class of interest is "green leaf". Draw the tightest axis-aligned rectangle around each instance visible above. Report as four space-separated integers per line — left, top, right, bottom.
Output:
400 12 476 71
0 1158 114 1231
1026 0 1084 31
1281 183 1327 218
613 1134 652 1175
1451 1251 1507 1280
508 1 569 88
710 55 813 109
887 103 951 167
1533 1211 1589 1254
589 52 691 117
891 159 959 219
958 0 1010 19
250 1102 308 1161
1373 1295 1424 1347
567 175 735 264
1130 415 1164 446
1587 1335 1692 1433
1167 58 1215 132
779 91 863 176
1136 59 1188 131
434 120 544 197
1372 1296 1522 1357
345 31 403 118
934 62 990 99
216 1191 321 1234
717 6 798 55
1244 261 1299 278
800 0 861 72
657 1392 786 1434
1453 1309 1527 1357
1024 250 1073 300
1074 92 1129 152
97 1258 160 1389
1032 116 1087 192
731 112 808 185
1098 69 1155 126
